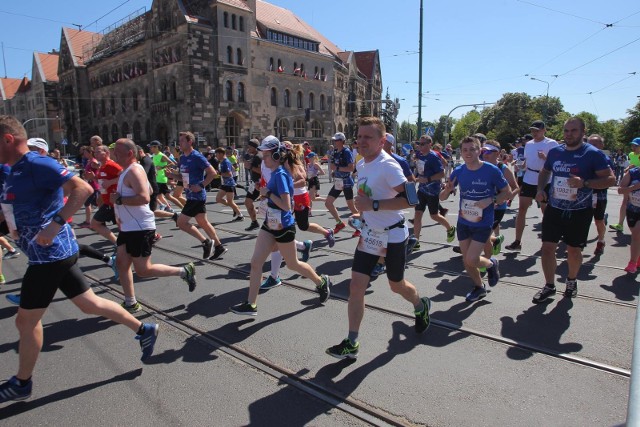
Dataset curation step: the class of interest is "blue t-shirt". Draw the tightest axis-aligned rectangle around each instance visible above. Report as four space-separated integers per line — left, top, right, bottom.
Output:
495 163 509 211
266 166 295 228
544 143 610 210
391 153 413 178
219 158 236 187
416 151 443 196
514 146 525 177
1 152 77 264
450 162 508 229
179 150 210 201
593 150 614 201
626 167 640 214
332 147 354 187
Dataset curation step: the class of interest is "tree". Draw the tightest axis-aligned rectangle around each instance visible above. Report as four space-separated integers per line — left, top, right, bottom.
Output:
620 101 640 146
433 115 452 145
451 110 481 147
479 92 535 145
397 120 417 142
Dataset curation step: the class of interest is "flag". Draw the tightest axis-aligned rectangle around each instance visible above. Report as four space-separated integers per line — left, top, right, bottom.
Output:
277 65 284 73
269 63 273 71
323 74 327 82
293 67 301 75
303 72 308 80
314 72 319 80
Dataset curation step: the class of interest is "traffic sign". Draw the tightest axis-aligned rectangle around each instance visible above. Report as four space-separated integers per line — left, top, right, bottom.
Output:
60 138 68 145
425 126 435 137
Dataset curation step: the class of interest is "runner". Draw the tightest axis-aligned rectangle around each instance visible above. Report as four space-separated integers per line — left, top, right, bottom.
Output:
215 147 244 220
90 145 122 245
618 164 640 273
587 134 614 255
243 139 262 231
325 132 359 236
149 140 182 211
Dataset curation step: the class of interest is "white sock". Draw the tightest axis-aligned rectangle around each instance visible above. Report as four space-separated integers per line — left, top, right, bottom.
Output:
270 251 283 278
125 297 137 306
295 240 305 251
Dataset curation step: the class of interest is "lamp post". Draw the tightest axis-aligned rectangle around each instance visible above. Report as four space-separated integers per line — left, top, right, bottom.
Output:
417 0 424 138
443 102 496 146
530 77 550 122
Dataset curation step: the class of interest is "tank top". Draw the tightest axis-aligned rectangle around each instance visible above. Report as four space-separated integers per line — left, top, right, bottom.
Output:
115 163 155 232
307 163 318 179
152 152 168 183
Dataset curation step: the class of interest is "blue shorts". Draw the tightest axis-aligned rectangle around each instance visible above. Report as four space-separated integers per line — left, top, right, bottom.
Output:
456 222 493 243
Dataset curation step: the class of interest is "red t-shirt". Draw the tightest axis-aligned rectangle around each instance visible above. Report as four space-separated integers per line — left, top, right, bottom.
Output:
97 159 122 205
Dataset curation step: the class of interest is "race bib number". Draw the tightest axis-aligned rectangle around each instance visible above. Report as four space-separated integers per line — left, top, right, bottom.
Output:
257 198 268 218
554 177 577 201
460 199 483 223
417 160 425 176
334 179 344 191
248 181 256 193
99 179 107 194
266 207 283 230
357 225 388 257
630 191 640 208
181 172 190 186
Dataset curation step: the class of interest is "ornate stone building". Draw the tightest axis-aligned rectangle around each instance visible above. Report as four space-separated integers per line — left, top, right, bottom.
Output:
54 0 382 152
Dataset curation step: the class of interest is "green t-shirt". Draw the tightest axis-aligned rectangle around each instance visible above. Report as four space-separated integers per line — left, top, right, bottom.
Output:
629 152 640 167
153 152 169 183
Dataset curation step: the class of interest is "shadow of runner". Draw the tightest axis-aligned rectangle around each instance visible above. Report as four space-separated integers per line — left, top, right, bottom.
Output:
0 369 142 418
601 274 639 302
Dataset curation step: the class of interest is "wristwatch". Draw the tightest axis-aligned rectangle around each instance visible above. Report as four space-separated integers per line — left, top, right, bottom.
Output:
52 213 66 226
115 195 123 205
372 200 380 211
266 190 272 198
583 180 590 188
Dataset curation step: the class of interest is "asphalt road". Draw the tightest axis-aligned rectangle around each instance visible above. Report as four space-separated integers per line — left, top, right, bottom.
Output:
0 175 635 426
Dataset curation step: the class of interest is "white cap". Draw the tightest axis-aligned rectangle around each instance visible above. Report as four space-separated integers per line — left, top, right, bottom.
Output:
384 133 396 145
27 137 49 153
257 135 281 151
331 132 346 141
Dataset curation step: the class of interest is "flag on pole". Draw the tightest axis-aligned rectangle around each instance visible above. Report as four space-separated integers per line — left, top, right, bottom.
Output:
277 65 284 73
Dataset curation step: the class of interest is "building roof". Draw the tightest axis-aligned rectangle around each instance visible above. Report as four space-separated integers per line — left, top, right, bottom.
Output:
0 77 24 101
353 51 378 81
63 27 103 67
35 52 60 83
255 0 341 57
218 0 252 12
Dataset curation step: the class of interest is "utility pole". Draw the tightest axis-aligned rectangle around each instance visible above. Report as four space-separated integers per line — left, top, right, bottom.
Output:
417 0 424 138
530 77 550 122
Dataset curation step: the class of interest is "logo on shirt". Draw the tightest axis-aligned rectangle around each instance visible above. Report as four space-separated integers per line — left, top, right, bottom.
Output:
552 161 578 174
472 179 487 186
357 177 372 197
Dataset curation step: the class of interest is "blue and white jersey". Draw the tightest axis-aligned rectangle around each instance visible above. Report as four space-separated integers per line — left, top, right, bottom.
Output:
593 151 614 202
332 147 354 188
391 152 413 179
415 151 443 196
266 166 295 228
627 167 640 213
450 162 508 229
1 152 77 264
179 150 209 201
544 143 610 210
219 158 236 187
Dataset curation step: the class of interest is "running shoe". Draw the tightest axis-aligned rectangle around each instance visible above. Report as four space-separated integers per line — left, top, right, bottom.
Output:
465 285 487 302
625 262 637 274
446 226 456 243
532 285 556 304
492 235 504 256
163 205 174 213
299 240 313 262
487 257 500 287
505 240 521 252
260 275 282 290
452 246 462 254
325 229 335 248
371 263 386 277
172 212 179 227
352 230 361 238
609 223 623 232
326 338 359 360
0 376 32 403
209 244 228 260
202 238 213 259
121 301 142 313
230 301 257 316
245 221 260 231
564 280 578 298
0 274 4 285
77 221 91 229
136 323 159 361
233 214 244 222
333 222 346 234
406 236 418 256
182 262 197 292
3 250 20 260
110 254 119 281
594 241 605 255
6 294 20 305
413 242 421 251
317 275 331 303
152 233 162 245
415 296 431 333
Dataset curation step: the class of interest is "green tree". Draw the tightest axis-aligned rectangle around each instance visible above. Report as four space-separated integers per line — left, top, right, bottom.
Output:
397 120 417 142
530 96 564 128
598 119 622 151
433 115 452 145
480 92 535 145
620 101 640 146
451 110 482 147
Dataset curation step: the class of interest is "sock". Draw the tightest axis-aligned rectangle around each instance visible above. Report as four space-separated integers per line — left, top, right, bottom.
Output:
202 238 210 246
180 267 187 279
137 323 145 335
546 283 556 289
414 299 425 313
347 331 359 344
15 376 31 387
567 277 576 283
125 296 137 306
295 240 305 251
270 251 283 278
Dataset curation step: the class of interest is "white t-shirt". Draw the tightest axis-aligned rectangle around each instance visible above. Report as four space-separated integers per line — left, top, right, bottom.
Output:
356 151 409 243
523 137 558 185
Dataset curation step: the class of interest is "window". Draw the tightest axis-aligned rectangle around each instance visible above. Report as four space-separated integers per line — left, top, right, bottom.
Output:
225 116 240 146
171 81 177 100
321 68 325 80
92 100 97 117
284 89 290 108
314 66 319 79
239 16 244 32
145 119 150 141
269 57 274 71
133 121 141 142
226 81 233 101
121 93 127 113
227 46 233 63
145 88 149 108
161 83 168 101
294 119 305 138
320 94 325 111
104 124 111 140
101 99 106 117
111 123 118 141
277 59 282 69
308 93 314 110
122 122 129 137
274 119 289 139
300 63 304 73
237 83 245 102
271 87 277 106
338 123 343 132
132 90 139 111
293 62 298 74
236 48 242 65
223 12 228 28
231 14 236 30
311 121 322 138
338 100 342 115
296 91 303 109
110 96 115 114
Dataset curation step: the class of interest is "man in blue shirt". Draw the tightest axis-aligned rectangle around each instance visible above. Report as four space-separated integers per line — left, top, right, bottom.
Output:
532 117 615 303
325 133 359 235
0 116 158 403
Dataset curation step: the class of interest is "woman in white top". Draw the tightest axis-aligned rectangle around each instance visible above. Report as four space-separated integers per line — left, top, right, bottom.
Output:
305 152 325 210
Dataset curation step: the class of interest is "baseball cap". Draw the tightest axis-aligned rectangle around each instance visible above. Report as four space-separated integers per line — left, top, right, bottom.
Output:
303 141 310 146
306 152 317 158
27 137 48 152
481 144 500 153
523 134 534 141
257 135 281 151
248 138 259 148
148 140 162 148
331 132 346 141
631 137 640 146
530 120 546 130
473 133 487 143
384 133 396 145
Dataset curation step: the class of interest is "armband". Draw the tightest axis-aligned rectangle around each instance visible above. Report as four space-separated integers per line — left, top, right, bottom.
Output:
395 191 407 199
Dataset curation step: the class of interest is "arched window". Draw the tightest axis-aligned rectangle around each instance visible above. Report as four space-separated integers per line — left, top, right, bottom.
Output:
121 93 127 113
314 66 318 78
110 96 115 114
271 87 278 106
227 46 233 63
293 62 298 73
161 83 168 101
111 123 118 141
171 81 177 100
269 57 274 71
320 94 325 111
226 81 233 101
277 59 282 69
225 116 240 146
274 119 289 139
101 99 106 117
223 12 228 28
300 63 305 73
231 14 236 30
308 93 315 110
122 122 129 137
236 48 242 65
321 68 325 80
132 90 139 111
284 89 290 108
239 16 244 32
296 91 303 109
237 82 245 102
293 119 305 138
133 121 141 142
311 121 322 138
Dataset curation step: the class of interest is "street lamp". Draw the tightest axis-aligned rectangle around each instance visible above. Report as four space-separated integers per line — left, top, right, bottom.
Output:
443 102 496 146
530 77 550 122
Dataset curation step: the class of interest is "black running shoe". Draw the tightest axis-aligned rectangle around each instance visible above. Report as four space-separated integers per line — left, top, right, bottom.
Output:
317 274 331 303
209 244 228 260
415 296 431 333
230 301 257 316
532 285 556 304
326 338 359 359
245 221 260 231
182 262 197 292
564 280 578 298
202 238 213 259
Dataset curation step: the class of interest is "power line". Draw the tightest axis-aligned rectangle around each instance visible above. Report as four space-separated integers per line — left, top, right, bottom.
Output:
516 0 607 25
0 9 78 26
588 72 637 95
559 35 640 77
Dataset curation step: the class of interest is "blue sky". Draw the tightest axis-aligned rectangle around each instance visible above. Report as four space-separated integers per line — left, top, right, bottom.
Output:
2 0 638 126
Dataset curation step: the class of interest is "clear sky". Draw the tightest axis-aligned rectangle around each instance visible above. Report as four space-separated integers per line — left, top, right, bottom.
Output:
2 0 638 126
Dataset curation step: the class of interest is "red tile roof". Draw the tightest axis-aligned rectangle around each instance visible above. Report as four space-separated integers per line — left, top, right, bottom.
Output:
63 27 102 67
0 78 23 100
218 0 251 12
353 51 377 81
36 52 59 83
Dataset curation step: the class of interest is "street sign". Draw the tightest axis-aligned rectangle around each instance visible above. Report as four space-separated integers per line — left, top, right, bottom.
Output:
425 126 435 137
60 138 68 145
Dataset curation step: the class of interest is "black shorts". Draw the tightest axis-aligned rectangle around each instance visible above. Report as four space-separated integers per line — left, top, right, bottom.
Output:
246 188 260 201
157 182 171 195
294 206 310 231
541 206 593 248
117 230 155 257
492 209 506 230
593 198 607 221
0 220 8 235
176 181 184 188
520 182 549 199
352 239 408 282
84 190 99 208
93 204 116 224
181 200 207 217
627 210 640 228
149 192 158 212
307 176 320 191
20 254 90 309
220 185 235 193
516 175 524 188
328 186 354 200
260 223 296 243
415 192 440 215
